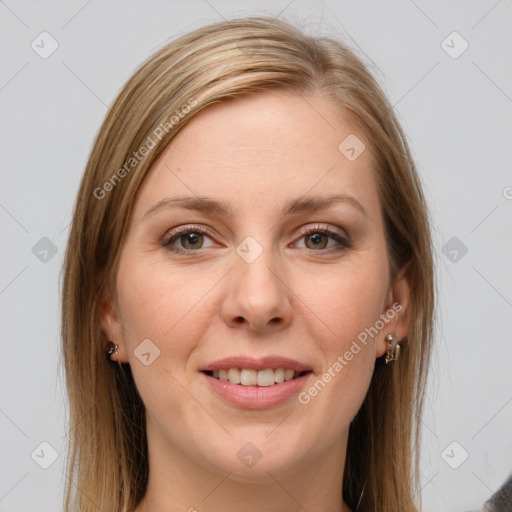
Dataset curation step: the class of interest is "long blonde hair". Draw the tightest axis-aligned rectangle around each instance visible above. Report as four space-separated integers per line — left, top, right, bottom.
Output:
60 16 436 512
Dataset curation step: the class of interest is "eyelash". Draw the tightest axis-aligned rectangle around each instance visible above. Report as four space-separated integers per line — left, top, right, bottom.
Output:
161 224 351 256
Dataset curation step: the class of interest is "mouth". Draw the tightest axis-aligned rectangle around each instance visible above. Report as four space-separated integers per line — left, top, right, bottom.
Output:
202 368 311 387
199 356 314 409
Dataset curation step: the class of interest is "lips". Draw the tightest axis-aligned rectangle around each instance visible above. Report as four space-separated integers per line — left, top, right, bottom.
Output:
200 356 313 408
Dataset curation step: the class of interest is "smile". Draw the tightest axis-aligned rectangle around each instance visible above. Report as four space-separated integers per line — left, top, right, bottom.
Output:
204 368 307 386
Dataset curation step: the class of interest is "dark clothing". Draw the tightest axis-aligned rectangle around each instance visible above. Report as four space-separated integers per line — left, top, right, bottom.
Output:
483 474 512 512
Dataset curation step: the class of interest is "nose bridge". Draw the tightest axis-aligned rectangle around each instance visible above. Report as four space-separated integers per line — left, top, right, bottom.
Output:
235 234 283 299
223 234 293 330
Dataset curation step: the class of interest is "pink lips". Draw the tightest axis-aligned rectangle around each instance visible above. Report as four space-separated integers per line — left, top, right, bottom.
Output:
200 356 313 409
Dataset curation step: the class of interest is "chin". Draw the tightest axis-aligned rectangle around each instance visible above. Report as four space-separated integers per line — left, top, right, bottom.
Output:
195 427 315 482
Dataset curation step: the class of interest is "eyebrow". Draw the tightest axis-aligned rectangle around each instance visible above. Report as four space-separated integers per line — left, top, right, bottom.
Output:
141 193 368 220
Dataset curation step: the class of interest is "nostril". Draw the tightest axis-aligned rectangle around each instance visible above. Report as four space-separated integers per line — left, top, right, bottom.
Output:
235 316 244 323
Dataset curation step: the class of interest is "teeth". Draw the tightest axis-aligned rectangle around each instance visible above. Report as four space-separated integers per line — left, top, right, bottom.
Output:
227 368 240 384
210 367 302 386
257 369 274 387
240 369 257 386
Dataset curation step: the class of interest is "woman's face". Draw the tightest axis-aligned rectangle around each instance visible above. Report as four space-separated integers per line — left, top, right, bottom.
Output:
102 90 411 483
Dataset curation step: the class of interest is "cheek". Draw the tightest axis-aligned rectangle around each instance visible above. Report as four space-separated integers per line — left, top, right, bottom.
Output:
295 261 386 415
116 256 218 344
114 259 209 413
300 261 388 350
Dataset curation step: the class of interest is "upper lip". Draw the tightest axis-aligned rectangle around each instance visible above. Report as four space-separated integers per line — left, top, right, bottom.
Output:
200 356 312 373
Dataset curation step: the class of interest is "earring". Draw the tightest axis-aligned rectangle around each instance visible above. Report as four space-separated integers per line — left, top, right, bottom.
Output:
106 341 122 366
106 317 121 366
385 333 400 365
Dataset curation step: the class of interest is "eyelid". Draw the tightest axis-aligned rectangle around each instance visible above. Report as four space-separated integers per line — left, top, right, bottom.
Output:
161 224 218 246
296 223 349 241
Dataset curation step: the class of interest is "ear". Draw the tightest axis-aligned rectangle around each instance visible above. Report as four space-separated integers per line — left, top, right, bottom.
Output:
98 287 128 363
376 259 413 358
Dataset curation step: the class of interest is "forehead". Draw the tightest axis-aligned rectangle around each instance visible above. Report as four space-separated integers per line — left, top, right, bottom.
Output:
133 90 381 221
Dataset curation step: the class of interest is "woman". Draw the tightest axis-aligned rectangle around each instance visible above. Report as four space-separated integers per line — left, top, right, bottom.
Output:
61 15 436 512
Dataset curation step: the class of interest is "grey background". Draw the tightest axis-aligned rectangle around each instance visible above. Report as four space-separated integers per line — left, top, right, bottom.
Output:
1 1 511 511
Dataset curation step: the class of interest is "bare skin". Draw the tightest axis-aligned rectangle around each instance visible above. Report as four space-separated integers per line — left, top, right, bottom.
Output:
100 90 412 512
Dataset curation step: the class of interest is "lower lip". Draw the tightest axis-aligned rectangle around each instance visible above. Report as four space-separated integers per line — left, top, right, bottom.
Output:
201 372 312 409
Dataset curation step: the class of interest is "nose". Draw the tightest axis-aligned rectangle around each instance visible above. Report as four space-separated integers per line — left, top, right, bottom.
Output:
221 245 294 333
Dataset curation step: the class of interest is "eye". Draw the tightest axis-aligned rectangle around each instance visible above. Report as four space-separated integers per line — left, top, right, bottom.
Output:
161 223 351 256
162 225 217 254
295 224 351 252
